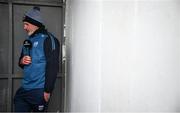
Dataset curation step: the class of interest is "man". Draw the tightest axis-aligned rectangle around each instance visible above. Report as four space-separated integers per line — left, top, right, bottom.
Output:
14 6 60 112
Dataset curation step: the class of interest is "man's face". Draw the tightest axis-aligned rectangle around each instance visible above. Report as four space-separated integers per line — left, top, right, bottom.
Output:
23 22 39 36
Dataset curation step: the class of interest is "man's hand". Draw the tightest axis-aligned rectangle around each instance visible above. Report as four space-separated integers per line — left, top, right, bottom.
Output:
21 56 31 65
44 92 50 102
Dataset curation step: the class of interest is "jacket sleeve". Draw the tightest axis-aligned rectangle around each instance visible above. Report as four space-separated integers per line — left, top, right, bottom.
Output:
44 36 60 93
18 48 24 68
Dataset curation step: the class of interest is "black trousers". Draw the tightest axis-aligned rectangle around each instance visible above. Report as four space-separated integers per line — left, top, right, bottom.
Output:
14 87 48 112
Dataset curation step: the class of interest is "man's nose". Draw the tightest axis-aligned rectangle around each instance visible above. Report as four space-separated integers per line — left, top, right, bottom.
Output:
23 25 26 30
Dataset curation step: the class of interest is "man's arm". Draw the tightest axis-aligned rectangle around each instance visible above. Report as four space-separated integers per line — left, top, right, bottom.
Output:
44 36 60 94
18 49 25 68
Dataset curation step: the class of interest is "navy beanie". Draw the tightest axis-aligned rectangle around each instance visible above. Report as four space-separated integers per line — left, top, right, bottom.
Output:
23 7 44 27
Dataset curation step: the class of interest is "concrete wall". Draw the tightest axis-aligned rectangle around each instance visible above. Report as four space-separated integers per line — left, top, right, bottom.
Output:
65 0 180 112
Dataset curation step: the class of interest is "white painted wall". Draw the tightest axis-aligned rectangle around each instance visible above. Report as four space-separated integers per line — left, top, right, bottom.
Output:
65 0 102 112
65 0 180 112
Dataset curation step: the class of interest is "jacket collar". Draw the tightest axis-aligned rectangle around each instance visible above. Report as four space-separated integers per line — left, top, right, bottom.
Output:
29 26 47 38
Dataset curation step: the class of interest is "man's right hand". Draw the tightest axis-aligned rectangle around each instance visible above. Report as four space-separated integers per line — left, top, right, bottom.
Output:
21 56 32 65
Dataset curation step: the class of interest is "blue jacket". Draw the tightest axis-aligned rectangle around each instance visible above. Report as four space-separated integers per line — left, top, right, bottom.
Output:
19 28 60 93
23 33 47 89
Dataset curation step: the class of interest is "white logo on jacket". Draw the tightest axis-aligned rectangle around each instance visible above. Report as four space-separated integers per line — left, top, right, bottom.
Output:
33 41 38 47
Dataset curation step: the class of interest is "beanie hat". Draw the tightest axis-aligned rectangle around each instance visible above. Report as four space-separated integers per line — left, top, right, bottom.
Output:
23 7 44 27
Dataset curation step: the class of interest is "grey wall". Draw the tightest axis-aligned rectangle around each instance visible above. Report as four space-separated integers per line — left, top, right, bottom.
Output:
66 0 180 112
